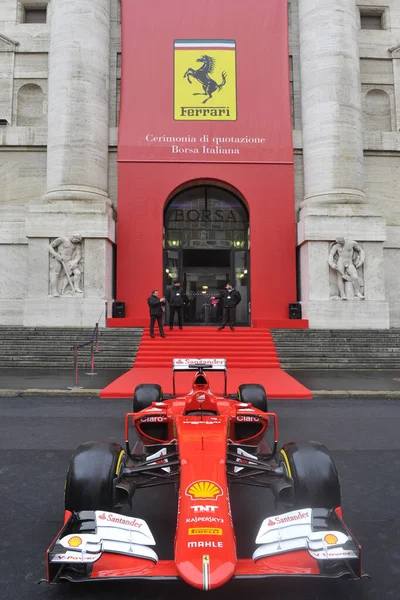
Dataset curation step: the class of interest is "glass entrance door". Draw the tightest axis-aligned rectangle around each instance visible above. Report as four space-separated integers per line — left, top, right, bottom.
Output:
182 249 231 324
164 185 250 326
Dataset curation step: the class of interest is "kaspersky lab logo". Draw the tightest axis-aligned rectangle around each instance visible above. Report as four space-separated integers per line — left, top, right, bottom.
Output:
174 39 237 121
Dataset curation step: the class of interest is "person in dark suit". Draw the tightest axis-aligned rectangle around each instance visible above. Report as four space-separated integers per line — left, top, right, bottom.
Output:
147 290 166 338
182 292 190 322
211 282 241 331
166 280 184 330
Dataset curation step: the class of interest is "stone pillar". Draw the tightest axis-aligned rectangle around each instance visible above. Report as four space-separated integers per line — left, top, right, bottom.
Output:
297 0 389 328
44 0 111 203
299 0 365 206
390 45 400 131
24 0 115 326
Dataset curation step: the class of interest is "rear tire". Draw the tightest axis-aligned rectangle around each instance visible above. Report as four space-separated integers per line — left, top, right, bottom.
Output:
237 383 268 412
133 383 162 412
64 441 125 512
279 441 341 510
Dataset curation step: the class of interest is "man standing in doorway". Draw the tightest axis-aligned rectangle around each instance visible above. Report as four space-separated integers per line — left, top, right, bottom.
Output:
167 280 184 330
147 290 166 338
211 282 241 331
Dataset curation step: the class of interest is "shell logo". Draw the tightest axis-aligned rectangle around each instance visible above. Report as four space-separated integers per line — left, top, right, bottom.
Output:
324 534 338 545
186 480 223 501
68 536 83 547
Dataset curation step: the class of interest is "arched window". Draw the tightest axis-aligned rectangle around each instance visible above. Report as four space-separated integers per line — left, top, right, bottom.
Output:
165 185 249 250
17 83 45 126
364 89 392 131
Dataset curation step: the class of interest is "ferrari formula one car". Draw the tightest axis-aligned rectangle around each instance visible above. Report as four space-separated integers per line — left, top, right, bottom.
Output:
45 358 365 590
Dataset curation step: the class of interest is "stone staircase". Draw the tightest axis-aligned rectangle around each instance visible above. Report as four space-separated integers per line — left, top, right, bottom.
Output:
0 327 143 368
271 329 400 369
1 326 400 370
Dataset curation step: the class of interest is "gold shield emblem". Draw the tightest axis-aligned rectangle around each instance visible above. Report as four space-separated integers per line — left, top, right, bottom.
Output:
174 39 237 121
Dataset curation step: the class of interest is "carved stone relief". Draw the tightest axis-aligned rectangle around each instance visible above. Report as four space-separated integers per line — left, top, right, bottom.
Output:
48 234 84 297
328 237 365 300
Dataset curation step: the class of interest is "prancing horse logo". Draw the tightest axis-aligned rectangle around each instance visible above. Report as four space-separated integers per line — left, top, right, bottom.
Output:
184 55 227 104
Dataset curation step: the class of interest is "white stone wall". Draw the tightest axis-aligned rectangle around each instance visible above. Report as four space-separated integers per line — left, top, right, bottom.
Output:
0 0 400 327
357 0 400 323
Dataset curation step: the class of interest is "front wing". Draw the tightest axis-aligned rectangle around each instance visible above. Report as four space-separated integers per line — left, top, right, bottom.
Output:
44 508 365 585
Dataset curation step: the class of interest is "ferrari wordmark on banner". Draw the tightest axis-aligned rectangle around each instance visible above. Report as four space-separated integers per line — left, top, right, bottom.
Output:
174 39 237 121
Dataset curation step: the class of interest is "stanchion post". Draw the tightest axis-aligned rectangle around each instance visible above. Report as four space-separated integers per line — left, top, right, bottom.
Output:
68 345 83 390
86 338 98 376
74 346 79 386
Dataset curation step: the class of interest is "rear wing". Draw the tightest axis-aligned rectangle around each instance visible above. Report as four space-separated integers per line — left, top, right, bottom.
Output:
172 358 227 395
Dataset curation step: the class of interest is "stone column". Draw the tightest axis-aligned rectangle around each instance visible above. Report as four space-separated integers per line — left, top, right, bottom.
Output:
297 0 389 328
298 0 365 206
44 0 111 203
24 0 115 326
390 45 400 131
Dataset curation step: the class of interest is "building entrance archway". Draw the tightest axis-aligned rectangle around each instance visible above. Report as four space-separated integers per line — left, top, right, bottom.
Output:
164 185 250 325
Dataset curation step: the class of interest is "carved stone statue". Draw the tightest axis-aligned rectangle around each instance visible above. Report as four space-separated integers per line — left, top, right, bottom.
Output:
328 237 365 300
48 234 84 297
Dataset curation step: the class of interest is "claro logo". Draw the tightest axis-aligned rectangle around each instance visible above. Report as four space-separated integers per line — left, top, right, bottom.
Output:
140 416 166 423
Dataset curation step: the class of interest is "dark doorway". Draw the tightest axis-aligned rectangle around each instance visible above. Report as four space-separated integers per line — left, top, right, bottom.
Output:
183 249 231 268
164 185 250 325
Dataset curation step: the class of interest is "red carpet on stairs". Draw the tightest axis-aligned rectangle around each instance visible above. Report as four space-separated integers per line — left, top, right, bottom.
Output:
100 328 312 399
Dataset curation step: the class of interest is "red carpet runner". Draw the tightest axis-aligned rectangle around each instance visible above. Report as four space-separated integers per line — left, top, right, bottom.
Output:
101 328 312 399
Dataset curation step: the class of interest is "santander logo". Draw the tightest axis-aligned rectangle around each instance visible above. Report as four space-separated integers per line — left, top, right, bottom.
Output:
268 510 310 526
97 512 143 529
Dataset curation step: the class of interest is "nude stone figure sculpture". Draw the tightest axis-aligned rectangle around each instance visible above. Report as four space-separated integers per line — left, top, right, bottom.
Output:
48 234 83 297
328 237 365 300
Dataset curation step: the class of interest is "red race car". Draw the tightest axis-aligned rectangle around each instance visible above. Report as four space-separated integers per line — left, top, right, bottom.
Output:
44 358 366 590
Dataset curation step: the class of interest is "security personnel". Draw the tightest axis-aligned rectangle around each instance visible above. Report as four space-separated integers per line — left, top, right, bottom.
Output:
167 280 184 330
211 282 241 331
147 290 166 338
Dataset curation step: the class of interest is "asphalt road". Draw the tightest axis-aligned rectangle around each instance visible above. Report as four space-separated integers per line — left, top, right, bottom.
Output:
0 397 399 600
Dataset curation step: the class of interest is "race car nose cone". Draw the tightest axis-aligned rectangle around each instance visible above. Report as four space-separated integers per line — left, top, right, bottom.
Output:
177 556 236 590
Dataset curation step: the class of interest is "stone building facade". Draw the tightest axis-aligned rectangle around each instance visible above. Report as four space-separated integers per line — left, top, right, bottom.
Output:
0 0 400 328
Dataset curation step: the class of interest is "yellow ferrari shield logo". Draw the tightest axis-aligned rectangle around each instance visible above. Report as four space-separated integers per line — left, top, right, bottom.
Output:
174 39 237 121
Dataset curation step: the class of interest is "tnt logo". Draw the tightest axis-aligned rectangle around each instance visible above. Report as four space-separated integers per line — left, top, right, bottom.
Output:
191 505 218 513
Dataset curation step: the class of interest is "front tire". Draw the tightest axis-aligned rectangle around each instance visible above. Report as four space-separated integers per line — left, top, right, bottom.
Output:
64 441 125 512
279 441 341 510
237 383 268 412
133 383 162 412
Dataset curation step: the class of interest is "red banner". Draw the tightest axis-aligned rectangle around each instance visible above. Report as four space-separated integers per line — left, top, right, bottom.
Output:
119 0 292 164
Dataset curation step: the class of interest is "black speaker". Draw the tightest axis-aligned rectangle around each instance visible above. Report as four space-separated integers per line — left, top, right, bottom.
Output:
112 301 125 318
289 302 302 320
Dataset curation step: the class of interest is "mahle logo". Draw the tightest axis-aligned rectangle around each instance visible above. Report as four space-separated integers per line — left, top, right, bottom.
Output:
174 39 237 121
